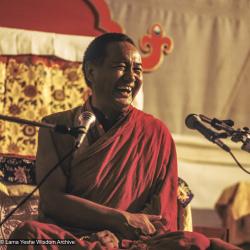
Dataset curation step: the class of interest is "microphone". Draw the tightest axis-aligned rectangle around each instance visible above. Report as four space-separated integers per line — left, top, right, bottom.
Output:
75 111 96 148
185 114 231 152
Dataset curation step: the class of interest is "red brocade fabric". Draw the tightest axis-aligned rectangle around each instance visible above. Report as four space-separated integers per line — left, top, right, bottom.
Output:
9 221 242 249
9 221 208 250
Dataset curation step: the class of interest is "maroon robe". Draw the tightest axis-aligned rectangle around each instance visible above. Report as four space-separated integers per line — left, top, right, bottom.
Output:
8 101 242 250
37 100 178 235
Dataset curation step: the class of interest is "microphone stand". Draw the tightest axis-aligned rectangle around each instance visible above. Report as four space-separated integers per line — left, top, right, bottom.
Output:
0 114 84 227
201 114 250 154
199 114 250 174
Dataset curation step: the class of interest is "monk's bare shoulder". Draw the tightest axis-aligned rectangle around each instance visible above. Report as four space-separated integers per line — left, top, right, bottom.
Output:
42 106 82 127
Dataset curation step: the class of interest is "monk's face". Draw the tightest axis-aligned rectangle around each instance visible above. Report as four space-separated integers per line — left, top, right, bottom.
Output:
89 41 143 117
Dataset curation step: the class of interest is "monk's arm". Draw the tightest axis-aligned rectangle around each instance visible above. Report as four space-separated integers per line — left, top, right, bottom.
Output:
36 126 123 230
141 135 178 233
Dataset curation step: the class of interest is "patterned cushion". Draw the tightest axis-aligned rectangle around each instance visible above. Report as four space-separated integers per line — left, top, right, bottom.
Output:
177 177 194 208
0 184 39 240
0 154 38 240
0 154 36 185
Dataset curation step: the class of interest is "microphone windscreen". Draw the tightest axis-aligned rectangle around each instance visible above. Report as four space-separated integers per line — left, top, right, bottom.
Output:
185 114 198 129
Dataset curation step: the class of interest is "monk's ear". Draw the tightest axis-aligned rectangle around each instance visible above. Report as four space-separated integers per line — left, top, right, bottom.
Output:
84 62 96 88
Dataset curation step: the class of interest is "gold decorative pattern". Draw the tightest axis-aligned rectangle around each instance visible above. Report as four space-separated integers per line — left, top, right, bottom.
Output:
0 55 90 156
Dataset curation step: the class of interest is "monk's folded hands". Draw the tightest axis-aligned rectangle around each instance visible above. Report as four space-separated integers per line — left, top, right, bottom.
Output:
114 211 162 240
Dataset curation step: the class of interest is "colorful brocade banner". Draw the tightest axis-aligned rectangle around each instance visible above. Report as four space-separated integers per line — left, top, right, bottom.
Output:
0 55 91 156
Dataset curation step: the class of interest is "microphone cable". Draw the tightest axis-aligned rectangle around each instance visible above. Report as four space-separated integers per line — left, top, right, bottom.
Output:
228 150 250 174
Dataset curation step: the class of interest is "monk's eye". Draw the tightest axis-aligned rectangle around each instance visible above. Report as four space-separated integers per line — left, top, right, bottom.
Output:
113 64 126 71
134 67 142 74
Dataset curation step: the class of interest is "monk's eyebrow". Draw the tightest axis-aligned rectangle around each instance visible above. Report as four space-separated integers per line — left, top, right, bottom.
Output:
111 59 129 63
111 61 142 68
111 61 126 64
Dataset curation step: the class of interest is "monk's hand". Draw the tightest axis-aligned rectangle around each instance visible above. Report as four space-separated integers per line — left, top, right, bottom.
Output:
95 230 119 249
118 211 162 239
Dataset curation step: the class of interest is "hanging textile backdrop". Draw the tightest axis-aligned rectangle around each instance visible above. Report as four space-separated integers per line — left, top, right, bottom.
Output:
0 54 90 155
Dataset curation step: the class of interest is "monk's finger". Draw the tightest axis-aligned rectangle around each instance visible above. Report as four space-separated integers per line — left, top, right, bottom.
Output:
146 214 162 222
147 222 157 235
140 221 156 235
129 215 154 236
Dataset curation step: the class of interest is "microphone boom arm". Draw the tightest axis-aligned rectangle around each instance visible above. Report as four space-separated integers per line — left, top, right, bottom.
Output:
0 114 56 129
0 114 81 136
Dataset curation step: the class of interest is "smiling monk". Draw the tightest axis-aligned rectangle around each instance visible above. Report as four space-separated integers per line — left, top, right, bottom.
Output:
8 33 242 250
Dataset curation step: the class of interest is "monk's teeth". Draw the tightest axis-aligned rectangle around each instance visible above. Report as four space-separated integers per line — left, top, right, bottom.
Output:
116 86 132 93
